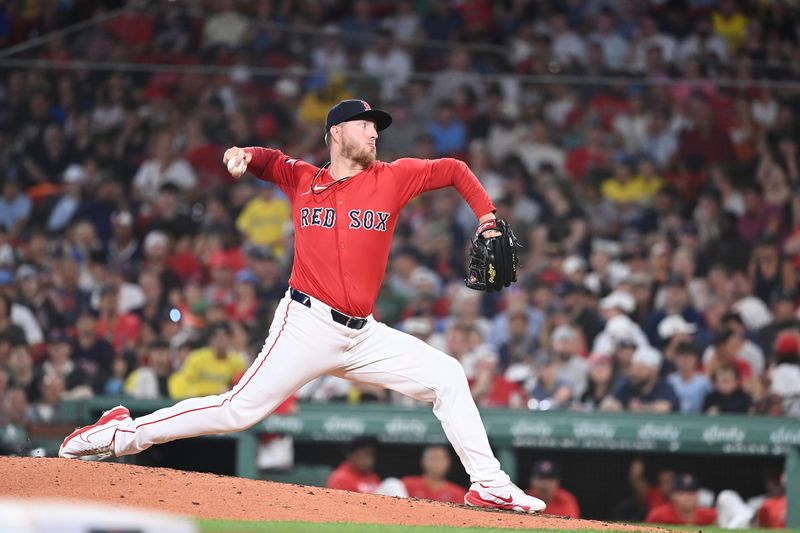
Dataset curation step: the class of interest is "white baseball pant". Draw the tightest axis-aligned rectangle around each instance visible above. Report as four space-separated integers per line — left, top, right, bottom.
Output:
113 288 510 486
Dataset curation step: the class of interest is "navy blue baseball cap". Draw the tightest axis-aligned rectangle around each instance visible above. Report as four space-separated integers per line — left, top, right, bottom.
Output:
531 460 560 479
673 473 698 492
325 99 392 132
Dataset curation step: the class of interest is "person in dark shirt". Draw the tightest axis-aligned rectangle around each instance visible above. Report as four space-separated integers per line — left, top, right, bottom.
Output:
145 183 196 240
703 364 753 414
607 346 680 413
71 309 115 394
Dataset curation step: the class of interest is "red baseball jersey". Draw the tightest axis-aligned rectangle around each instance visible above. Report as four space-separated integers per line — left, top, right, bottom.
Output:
245 148 495 317
646 502 717 525
326 461 381 494
757 496 786 528
527 487 581 518
401 476 465 503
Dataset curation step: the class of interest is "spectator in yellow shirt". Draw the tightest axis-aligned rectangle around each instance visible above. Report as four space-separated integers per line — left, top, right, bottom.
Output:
601 160 653 206
236 181 291 257
636 158 664 201
712 0 747 53
168 324 246 400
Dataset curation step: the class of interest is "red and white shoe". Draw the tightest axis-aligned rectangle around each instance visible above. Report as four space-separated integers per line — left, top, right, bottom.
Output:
465 482 546 513
58 405 131 460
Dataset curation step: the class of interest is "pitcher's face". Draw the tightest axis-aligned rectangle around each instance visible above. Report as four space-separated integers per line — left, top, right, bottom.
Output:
338 119 378 167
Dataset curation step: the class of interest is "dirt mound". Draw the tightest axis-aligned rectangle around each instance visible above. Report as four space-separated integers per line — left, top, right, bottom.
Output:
1 458 658 531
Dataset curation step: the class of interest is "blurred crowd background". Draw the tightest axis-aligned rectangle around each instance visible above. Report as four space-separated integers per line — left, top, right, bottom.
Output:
0 0 799 472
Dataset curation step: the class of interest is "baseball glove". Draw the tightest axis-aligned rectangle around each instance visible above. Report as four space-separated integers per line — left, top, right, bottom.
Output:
465 218 519 292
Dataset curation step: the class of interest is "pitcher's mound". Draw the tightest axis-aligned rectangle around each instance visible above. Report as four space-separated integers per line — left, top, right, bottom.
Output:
0 458 656 531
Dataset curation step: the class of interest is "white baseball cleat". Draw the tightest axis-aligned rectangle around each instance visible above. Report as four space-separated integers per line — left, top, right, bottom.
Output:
464 482 547 513
58 405 131 460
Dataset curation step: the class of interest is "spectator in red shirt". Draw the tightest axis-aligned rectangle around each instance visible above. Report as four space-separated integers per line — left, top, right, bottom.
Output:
757 494 786 528
565 126 610 183
469 350 527 408
326 436 381 494
95 284 141 354
526 460 581 518
400 445 465 503
646 473 717 525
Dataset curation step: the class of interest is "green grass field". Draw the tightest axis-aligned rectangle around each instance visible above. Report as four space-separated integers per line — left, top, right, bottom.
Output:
197 519 799 533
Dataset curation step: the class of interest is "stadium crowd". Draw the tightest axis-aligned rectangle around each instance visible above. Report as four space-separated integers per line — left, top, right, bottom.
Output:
0 0 799 487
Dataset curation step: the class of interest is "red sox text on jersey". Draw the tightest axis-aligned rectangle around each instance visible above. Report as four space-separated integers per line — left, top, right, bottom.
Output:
243 147 495 318
299 207 390 231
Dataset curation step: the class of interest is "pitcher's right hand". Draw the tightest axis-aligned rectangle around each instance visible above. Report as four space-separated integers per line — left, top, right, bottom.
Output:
223 146 252 179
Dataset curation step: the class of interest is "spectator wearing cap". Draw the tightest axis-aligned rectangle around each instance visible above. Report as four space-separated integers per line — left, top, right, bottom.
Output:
71 309 114 394
236 180 291 258
658 314 698 376
703 364 753 414
326 436 381 494
604 346 679 413
666 341 711 414
125 338 173 399
167 323 245 400
576 353 616 411
644 273 706 350
526 460 580 518
768 331 800 417
592 289 648 356
400 445 465 503
646 473 717 525
549 325 589 399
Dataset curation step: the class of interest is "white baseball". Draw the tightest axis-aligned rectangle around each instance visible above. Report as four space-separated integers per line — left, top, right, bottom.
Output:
227 156 247 177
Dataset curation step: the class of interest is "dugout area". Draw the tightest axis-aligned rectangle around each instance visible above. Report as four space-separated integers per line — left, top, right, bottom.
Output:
40 399 798 524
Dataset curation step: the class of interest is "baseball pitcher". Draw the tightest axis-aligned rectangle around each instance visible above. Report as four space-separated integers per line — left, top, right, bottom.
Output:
59 99 542 513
